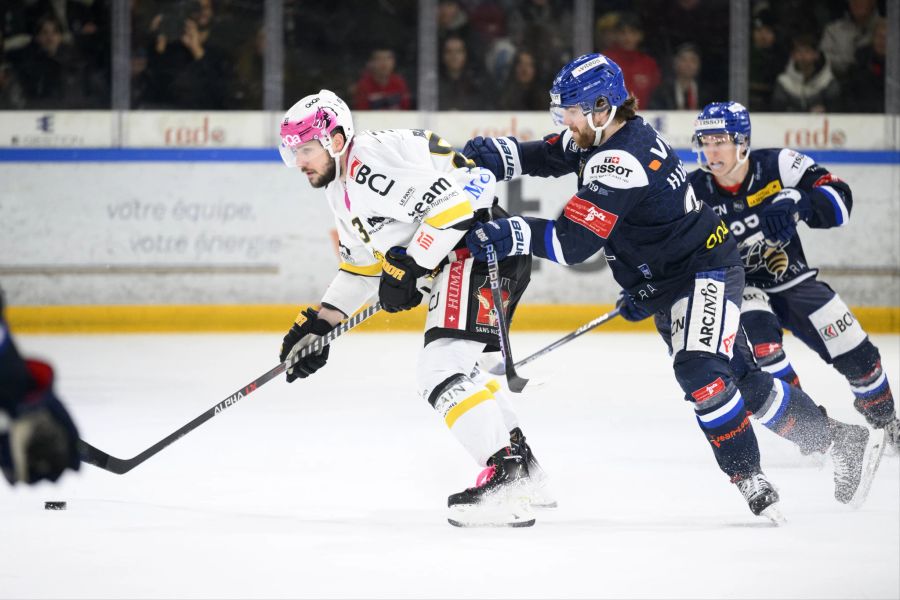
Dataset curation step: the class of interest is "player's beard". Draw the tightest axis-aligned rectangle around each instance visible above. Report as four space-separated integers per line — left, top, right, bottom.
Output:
570 125 596 149
307 158 337 188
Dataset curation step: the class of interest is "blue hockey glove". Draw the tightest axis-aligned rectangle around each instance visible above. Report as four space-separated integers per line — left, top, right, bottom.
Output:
279 307 335 382
760 188 811 245
379 247 429 313
0 360 81 485
465 217 532 262
462 137 506 181
615 291 652 322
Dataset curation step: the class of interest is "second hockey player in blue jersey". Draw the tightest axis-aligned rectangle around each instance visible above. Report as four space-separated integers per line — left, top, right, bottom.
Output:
461 53 791 521
689 101 898 455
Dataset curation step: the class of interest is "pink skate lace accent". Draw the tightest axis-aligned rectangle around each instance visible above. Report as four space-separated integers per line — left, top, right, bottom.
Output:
475 465 496 488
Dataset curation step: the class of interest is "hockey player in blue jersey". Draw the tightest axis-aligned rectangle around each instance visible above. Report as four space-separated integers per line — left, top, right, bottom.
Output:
460 53 794 520
688 101 899 456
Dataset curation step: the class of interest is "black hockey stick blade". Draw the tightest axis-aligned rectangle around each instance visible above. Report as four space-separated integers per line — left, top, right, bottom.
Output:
78 303 382 475
484 244 528 393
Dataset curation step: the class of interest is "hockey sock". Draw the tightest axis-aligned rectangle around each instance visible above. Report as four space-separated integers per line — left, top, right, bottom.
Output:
695 387 761 479
470 366 519 432
754 343 802 388
833 342 896 427
428 374 510 466
750 378 831 454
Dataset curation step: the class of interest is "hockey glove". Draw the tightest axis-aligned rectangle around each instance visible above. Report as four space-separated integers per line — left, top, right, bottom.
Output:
462 137 506 181
615 291 652 322
465 217 532 262
760 188 811 245
0 360 81 485
279 307 335 382
379 247 429 313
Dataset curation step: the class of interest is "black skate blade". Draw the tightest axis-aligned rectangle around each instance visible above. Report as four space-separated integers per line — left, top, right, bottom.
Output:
448 518 535 528
850 428 887 509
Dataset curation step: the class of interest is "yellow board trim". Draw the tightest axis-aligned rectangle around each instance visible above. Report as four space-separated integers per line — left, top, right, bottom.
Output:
5 304 899 334
425 200 473 228
339 261 382 276
445 389 493 429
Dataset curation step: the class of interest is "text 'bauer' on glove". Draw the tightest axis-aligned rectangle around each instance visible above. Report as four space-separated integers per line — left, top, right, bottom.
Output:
464 216 532 262
279 307 336 382
379 247 430 313
615 290 652 322
0 359 81 485
760 188 811 245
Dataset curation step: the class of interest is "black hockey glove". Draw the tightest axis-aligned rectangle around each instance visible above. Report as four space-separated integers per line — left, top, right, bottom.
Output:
379 247 428 313
0 360 81 485
279 307 335 382
462 137 506 181
615 291 652 322
760 188 811 245
465 217 532 262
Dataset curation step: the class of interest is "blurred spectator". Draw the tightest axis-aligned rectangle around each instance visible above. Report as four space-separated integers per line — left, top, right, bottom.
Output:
230 24 264 109
649 43 709 111
497 50 547 111
1 3 33 53
820 0 881 79
594 11 621 53
749 7 788 111
352 47 412 110
9 14 103 108
438 0 480 56
0 29 26 109
604 12 660 109
136 0 231 109
641 0 729 90
772 32 841 112
507 0 572 81
846 16 886 113
470 2 515 83
438 34 492 110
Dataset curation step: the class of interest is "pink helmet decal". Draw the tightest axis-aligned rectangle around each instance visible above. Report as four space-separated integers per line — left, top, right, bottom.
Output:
280 106 339 148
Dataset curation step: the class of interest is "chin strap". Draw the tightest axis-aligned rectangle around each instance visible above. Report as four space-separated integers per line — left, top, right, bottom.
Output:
588 105 619 145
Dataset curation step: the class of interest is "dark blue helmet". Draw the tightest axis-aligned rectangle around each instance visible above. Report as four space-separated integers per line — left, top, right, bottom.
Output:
692 101 751 145
549 53 628 126
692 101 751 172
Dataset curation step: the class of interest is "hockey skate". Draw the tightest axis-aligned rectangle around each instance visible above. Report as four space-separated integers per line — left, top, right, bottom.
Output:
734 471 785 525
447 448 535 528
828 418 885 507
880 417 900 456
510 427 557 509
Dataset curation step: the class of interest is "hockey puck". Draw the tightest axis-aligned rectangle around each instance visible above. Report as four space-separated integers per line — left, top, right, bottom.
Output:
44 501 67 510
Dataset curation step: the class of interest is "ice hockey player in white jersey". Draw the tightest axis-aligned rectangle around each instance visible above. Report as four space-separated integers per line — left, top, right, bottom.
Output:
276 90 552 527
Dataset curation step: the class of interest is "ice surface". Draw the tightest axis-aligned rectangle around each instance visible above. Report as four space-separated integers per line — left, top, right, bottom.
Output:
2 331 898 599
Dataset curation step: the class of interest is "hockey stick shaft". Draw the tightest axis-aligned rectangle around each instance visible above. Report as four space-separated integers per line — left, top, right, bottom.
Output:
513 308 620 369
485 244 528 393
78 302 382 475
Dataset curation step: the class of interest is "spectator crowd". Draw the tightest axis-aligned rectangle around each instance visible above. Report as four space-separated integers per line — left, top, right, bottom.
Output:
0 0 890 113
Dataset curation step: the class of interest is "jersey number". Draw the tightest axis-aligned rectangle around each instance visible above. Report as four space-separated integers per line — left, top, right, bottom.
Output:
684 184 701 214
351 217 371 243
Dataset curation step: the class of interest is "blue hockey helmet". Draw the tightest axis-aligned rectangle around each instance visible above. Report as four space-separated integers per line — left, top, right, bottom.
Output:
692 101 751 173
549 53 628 134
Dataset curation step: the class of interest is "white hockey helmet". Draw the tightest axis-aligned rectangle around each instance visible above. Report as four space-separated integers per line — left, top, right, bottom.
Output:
279 89 354 166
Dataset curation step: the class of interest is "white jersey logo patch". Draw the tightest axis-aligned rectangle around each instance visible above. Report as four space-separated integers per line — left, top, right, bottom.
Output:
583 150 648 189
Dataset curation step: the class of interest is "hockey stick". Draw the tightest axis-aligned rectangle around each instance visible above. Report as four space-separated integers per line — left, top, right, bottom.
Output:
78 302 382 475
484 244 528 393
486 308 621 376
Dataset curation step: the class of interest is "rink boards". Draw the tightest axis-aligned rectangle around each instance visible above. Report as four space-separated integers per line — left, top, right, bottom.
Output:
1 111 897 331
